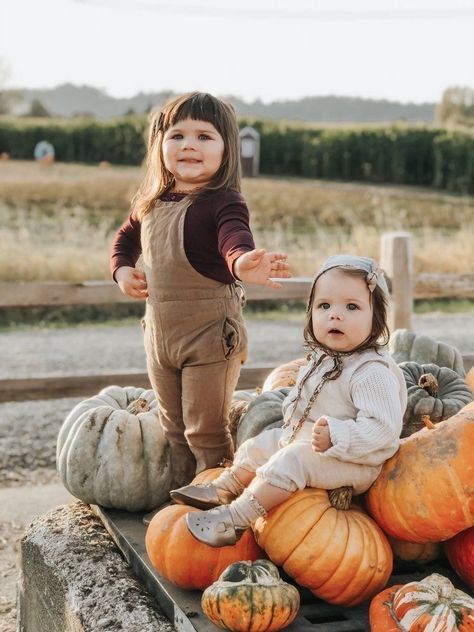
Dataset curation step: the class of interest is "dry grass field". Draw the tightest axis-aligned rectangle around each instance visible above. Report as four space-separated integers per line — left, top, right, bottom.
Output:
0 160 473 282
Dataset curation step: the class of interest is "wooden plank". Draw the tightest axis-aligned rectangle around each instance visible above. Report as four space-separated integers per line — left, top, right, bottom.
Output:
0 366 275 403
0 279 313 308
1 356 472 403
414 273 474 300
380 231 413 331
1 275 474 308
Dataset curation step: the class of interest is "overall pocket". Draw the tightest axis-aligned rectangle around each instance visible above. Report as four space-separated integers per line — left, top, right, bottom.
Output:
222 317 248 360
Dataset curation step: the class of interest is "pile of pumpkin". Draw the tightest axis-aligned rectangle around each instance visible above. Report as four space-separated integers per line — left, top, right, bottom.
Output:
56 330 474 631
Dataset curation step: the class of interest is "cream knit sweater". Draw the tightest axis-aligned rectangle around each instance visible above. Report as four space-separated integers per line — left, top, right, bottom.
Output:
280 348 407 467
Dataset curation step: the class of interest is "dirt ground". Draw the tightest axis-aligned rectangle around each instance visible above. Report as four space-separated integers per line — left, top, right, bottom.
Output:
1 310 473 631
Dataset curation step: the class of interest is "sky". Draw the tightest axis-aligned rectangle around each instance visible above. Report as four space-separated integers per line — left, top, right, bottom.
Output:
1 0 473 104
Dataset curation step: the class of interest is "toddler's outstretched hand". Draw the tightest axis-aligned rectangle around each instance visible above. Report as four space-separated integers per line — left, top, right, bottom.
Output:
233 249 291 289
115 266 148 299
312 417 332 453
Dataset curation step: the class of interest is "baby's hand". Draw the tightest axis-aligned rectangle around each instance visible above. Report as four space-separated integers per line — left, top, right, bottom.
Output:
115 266 148 299
311 417 332 453
233 249 291 289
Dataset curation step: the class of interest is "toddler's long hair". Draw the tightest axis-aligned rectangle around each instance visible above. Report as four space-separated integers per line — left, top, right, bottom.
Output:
303 268 390 354
133 92 241 219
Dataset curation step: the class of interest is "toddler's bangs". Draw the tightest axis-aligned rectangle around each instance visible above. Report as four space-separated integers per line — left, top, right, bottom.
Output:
166 93 225 133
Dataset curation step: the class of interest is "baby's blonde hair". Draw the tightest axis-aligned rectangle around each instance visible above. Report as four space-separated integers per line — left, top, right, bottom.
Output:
132 92 241 220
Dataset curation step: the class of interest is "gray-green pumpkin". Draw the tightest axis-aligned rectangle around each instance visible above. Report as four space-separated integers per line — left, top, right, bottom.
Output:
390 329 465 377
235 388 290 448
399 362 474 437
56 385 170 511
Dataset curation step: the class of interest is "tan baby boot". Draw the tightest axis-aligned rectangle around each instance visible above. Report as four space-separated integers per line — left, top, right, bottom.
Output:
170 467 245 510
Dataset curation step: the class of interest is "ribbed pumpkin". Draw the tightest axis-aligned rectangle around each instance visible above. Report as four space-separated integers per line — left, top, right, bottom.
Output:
445 526 474 589
192 467 225 485
366 406 474 542
57 385 170 511
262 358 308 392
235 388 290 448
400 362 473 437
388 536 441 564
390 329 466 377
201 559 300 632
369 573 474 632
145 504 264 590
253 487 392 607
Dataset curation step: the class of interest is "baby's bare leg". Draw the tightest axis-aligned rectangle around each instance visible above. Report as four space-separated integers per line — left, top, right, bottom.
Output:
247 476 292 512
231 465 255 487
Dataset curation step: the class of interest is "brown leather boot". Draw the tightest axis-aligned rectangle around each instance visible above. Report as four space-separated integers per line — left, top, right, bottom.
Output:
169 442 197 489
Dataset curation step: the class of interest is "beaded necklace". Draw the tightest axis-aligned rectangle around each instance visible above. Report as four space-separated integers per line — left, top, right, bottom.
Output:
282 347 354 443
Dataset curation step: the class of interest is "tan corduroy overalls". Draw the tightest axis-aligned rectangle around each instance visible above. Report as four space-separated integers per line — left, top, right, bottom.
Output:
141 196 248 489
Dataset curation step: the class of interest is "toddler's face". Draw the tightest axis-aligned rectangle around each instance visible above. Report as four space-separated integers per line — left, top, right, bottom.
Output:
311 268 373 352
162 117 224 191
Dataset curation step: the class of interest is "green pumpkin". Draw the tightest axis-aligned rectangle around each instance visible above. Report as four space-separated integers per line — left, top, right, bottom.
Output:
390 329 465 377
57 385 170 511
201 559 300 632
235 388 290 448
399 362 474 437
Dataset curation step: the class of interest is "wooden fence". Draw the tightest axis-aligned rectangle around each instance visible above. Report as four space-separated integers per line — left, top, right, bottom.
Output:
1 232 473 403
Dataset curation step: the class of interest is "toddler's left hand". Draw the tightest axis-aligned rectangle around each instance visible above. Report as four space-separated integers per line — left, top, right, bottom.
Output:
312 417 332 453
233 249 291 289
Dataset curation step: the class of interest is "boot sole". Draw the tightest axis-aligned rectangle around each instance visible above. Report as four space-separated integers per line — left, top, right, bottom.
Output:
169 490 221 511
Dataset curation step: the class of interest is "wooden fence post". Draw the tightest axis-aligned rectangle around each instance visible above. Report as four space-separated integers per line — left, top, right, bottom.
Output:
380 232 413 332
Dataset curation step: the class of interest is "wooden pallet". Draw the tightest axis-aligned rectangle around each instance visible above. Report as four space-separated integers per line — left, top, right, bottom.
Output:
92 505 472 632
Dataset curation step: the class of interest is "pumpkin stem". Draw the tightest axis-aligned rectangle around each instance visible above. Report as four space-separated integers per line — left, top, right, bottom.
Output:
418 373 438 397
422 414 437 430
328 486 353 510
127 398 150 414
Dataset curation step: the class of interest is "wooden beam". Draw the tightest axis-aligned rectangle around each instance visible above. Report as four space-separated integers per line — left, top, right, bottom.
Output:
1 357 472 403
380 232 413 331
414 274 474 300
0 279 313 308
0 366 275 403
1 275 474 309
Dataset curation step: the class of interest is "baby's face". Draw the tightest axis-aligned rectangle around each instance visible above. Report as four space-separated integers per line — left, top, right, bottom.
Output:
311 268 373 352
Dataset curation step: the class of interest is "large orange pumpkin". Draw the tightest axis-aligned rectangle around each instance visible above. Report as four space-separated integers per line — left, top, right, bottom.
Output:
369 573 474 631
253 487 392 607
192 467 225 485
366 406 474 542
145 504 264 590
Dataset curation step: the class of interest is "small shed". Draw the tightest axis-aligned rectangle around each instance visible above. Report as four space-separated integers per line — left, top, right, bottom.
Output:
239 126 260 177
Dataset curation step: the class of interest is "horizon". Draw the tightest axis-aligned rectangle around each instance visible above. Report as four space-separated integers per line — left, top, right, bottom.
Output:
9 82 439 107
1 0 473 105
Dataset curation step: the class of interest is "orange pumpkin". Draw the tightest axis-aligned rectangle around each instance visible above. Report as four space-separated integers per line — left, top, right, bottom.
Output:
366 406 474 542
388 535 440 564
262 358 308 391
145 504 264 590
253 487 392 606
369 573 474 632
466 367 474 394
192 467 225 485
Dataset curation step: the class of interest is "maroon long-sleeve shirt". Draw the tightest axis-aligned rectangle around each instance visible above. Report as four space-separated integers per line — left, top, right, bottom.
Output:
110 189 255 284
